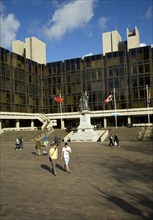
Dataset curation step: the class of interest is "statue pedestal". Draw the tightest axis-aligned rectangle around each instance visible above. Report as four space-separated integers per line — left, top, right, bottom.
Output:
77 111 94 132
70 111 102 142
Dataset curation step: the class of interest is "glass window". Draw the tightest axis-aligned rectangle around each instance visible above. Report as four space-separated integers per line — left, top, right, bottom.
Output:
119 66 125 76
133 89 138 99
76 73 82 82
52 77 56 84
144 64 150 73
131 65 137 74
140 89 145 98
86 83 91 91
76 84 82 93
76 60 80 70
115 79 119 88
138 65 144 74
97 69 102 79
119 51 125 64
114 68 119 77
139 77 144 86
109 69 113 77
57 76 61 84
132 77 138 87
144 47 150 60
145 76 150 85
108 80 113 89
92 71 96 80
65 61 70 71
84 71 91 81
91 82 101 91
66 75 70 83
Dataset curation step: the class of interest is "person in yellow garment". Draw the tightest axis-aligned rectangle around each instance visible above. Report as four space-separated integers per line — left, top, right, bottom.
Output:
49 142 58 176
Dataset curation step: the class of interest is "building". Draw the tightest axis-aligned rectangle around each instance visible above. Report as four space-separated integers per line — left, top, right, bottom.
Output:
102 30 122 55
12 37 46 64
102 26 140 55
0 27 153 130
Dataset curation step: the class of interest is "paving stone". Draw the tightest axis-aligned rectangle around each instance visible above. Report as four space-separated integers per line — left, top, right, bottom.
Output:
0 140 153 220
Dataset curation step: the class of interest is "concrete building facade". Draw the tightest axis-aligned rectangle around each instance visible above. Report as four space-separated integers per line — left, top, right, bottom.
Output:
0 27 153 130
102 26 140 55
12 37 46 64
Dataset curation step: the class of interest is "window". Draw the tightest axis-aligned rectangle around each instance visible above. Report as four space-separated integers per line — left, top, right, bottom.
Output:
138 65 144 74
132 77 138 87
131 65 137 74
108 80 113 89
139 77 144 86
144 64 150 73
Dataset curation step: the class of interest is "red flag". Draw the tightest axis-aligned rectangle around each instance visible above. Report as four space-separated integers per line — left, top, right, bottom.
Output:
54 97 63 103
105 94 112 103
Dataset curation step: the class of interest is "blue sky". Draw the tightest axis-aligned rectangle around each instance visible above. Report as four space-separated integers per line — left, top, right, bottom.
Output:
0 0 152 63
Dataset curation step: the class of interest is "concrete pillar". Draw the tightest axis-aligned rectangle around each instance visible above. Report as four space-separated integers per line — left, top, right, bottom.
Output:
0 120 2 134
61 119 65 129
104 117 107 128
128 116 131 124
16 119 20 131
31 120 34 129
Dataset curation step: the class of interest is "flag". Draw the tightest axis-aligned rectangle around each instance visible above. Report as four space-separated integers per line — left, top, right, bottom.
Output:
54 96 63 103
105 94 112 103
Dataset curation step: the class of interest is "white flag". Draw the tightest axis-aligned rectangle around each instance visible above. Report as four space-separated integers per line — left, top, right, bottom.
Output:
105 94 112 103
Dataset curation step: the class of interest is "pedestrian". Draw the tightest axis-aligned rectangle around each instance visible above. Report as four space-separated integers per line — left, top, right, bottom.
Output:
109 134 114 147
35 137 42 155
19 136 24 150
61 142 72 173
15 137 20 150
53 134 59 145
43 135 49 147
114 133 120 147
49 142 58 176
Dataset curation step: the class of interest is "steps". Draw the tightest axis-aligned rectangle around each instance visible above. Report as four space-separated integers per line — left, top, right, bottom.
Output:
0 129 68 144
0 127 152 143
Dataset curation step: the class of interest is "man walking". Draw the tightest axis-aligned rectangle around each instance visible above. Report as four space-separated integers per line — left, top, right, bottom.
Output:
49 142 58 176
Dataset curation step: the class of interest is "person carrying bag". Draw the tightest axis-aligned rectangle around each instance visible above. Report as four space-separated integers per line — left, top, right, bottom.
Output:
49 142 58 176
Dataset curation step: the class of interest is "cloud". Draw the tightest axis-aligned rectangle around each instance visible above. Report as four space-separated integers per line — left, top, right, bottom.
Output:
140 43 147 47
98 16 109 30
82 52 93 59
145 6 153 19
0 3 20 49
43 0 95 40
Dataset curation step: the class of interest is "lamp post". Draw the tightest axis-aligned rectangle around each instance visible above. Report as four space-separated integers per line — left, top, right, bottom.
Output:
59 94 63 129
114 88 117 128
146 85 150 127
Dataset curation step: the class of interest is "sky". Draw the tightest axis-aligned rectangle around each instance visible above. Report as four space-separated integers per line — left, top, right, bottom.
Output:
0 0 153 63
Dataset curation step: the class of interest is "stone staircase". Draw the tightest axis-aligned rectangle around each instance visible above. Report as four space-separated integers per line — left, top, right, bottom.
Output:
0 127 152 143
143 127 153 141
0 130 40 142
0 129 68 143
104 127 141 142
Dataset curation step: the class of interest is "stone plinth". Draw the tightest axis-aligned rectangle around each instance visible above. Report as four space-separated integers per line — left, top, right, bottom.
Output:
70 111 102 142
77 111 94 132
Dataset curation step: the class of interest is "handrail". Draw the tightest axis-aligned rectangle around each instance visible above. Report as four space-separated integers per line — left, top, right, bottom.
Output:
0 107 153 120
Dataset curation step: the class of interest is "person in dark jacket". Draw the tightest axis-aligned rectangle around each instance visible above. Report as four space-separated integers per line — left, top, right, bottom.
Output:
114 133 120 147
109 134 114 147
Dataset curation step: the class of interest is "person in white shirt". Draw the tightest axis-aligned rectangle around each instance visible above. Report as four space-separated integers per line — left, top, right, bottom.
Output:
61 142 72 173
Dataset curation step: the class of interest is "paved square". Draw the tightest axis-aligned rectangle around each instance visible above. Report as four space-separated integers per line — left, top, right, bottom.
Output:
0 140 152 220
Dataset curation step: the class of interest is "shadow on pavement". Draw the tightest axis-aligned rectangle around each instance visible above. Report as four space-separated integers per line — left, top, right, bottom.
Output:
40 164 51 173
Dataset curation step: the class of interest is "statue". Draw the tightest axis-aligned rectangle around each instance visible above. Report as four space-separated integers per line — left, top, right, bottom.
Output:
79 91 90 112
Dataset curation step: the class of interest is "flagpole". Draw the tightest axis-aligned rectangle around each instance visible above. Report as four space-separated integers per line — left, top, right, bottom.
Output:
59 94 63 129
146 85 150 127
114 88 117 128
